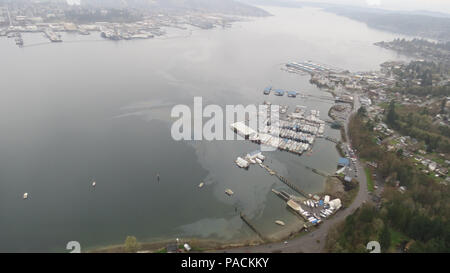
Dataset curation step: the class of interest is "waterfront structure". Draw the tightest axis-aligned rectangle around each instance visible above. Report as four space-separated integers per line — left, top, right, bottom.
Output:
338 157 350 167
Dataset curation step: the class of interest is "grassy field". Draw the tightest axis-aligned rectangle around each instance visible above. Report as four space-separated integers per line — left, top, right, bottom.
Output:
365 167 375 192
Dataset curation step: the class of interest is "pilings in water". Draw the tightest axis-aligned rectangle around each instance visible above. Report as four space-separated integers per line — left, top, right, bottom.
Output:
301 164 330 178
260 156 330 178
311 168 330 177
240 212 267 242
316 134 340 144
262 162 331 196
276 174 309 198
260 163 309 198
324 136 340 144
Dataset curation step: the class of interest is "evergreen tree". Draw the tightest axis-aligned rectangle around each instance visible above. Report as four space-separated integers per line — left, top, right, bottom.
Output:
379 225 391 252
386 100 398 127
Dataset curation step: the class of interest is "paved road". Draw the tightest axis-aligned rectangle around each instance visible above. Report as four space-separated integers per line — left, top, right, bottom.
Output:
215 94 369 253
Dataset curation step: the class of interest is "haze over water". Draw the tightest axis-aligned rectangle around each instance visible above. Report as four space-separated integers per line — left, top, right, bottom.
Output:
0 6 409 252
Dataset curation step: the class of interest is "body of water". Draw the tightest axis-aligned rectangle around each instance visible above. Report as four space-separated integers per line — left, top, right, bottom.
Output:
0 6 409 252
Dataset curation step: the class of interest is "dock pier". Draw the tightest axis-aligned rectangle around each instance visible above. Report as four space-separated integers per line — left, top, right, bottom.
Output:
324 136 340 144
317 134 340 144
271 189 291 201
276 174 309 198
302 165 330 177
260 163 309 198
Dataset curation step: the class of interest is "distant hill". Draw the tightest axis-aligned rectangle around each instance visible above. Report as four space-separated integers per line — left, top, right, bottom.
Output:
240 0 450 41
77 0 271 16
323 5 450 42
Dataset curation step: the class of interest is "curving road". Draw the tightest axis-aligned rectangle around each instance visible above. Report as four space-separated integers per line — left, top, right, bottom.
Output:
214 94 369 253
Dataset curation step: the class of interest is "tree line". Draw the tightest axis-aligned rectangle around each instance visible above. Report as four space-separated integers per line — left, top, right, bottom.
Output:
326 111 450 252
385 100 450 153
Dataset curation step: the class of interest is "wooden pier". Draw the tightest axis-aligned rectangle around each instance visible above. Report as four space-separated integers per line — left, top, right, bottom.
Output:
271 189 291 201
260 164 309 198
302 165 330 177
317 134 340 144
325 136 340 144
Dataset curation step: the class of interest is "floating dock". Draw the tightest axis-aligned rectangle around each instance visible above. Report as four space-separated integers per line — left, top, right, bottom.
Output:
286 60 344 75
230 108 326 157
230 121 257 139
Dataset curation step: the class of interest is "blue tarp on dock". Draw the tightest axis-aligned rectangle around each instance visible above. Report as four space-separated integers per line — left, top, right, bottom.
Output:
338 157 350 167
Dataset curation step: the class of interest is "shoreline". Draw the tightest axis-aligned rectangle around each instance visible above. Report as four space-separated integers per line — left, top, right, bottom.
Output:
89 80 346 254
89 177 346 253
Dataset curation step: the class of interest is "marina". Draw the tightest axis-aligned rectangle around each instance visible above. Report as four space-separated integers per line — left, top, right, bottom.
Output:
286 60 345 75
230 104 326 157
230 85 345 232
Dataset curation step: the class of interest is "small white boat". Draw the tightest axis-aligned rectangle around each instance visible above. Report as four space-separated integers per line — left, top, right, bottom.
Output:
92 181 96 187
247 157 256 164
225 189 234 196
256 154 265 161
198 182 204 188
235 157 250 168
23 193 28 199
275 220 285 226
